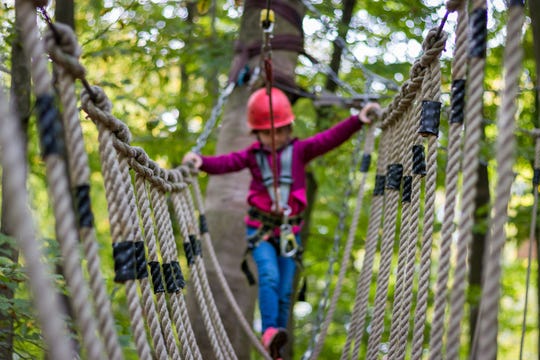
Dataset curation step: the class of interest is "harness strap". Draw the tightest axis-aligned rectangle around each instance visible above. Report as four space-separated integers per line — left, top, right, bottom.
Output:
255 143 294 211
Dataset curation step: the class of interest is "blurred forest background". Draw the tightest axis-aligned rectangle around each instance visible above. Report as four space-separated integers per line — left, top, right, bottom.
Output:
0 0 539 359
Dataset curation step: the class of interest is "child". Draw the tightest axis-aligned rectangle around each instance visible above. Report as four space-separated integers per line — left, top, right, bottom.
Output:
183 87 373 359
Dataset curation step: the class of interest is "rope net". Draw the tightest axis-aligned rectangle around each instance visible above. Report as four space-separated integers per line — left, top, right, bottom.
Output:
0 0 532 359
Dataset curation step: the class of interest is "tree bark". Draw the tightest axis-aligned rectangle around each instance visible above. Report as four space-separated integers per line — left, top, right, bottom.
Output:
185 1 305 359
0 2 31 357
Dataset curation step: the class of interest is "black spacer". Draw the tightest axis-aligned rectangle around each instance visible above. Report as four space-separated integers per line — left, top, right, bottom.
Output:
134 241 148 279
183 241 194 266
189 235 202 257
360 154 372 173
469 8 488 58
533 168 540 187
199 214 208 234
413 145 427 176
450 80 466 124
162 263 179 293
171 261 186 289
419 101 441 136
36 95 62 158
149 261 165 293
509 0 524 7
75 184 94 228
402 176 413 203
374 175 386 196
112 241 136 283
386 164 403 191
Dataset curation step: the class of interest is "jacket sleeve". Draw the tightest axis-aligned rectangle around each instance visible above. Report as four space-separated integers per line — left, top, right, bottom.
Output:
299 115 363 163
200 148 250 174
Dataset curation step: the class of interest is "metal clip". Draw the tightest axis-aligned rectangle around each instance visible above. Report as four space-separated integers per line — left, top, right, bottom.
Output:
280 206 298 257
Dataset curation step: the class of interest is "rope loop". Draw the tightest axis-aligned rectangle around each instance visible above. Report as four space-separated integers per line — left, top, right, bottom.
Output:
420 28 448 67
44 22 86 79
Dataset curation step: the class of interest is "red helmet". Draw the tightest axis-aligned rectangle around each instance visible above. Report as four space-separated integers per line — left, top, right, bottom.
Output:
247 87 294 130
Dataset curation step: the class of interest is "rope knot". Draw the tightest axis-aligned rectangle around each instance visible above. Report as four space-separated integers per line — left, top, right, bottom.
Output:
82 86 112 113
420 28 448 66
45 22 86 79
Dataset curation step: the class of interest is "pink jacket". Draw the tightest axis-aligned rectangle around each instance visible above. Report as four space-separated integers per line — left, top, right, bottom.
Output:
200 115 363 227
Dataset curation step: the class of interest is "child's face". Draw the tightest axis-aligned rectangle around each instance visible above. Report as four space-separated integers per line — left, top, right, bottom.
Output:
257 126 291 149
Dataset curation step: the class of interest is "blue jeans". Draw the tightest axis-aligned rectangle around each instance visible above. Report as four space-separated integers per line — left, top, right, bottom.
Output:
247 226 299 332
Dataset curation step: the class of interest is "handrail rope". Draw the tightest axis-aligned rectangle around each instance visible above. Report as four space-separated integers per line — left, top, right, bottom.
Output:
0 87 73 360
18 1 106 358
44 22 125 360
174 173 238 360
181 168 273 360
475 2 526 359
133 174 182 360
298 0 399 92
445 0 488 357
82 91 152 359
428 1 468 357
410 28 444 360
519 133 540 360
307 115 379 360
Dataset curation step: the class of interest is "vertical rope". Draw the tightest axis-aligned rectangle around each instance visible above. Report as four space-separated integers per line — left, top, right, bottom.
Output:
134 172 181 360
0 88 73 360
345 131 389 360
410 29 444 360
184 170 273 360
365 123 404 360
428 2 469 358
82 87 152 360
178 180 238 360
17 1 105 357
148 181 200 360
45 23 124 360
116 154 171 360
446 0 488 357
475 2 525 358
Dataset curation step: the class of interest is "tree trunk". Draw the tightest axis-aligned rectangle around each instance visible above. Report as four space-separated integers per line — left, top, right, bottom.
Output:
0 2 30 357
528 2 540 358
186 1 305 359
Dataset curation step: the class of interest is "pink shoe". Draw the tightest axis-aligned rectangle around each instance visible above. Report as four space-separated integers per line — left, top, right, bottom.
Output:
261 327 288 359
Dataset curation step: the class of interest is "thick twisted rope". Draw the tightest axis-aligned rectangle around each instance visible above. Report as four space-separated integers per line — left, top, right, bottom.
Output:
17 1 106 357
386 102 418 360
475 2 525 359
0 87 73 360
177 179 238 360
134 173 182 360
445 0 488 357
82 87 152 359
342 130 390 360
148 182 200 360
365 123 404 360
163 186 226 360
184 170 273 360
309 117 378 360
410 29 444 360
44 22 124 360
428 2 469 358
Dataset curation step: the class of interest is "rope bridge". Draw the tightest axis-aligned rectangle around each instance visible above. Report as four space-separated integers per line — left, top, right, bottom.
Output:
0 0 535 359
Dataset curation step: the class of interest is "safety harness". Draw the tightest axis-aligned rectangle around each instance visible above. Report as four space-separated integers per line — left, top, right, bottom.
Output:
241 143 304 285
